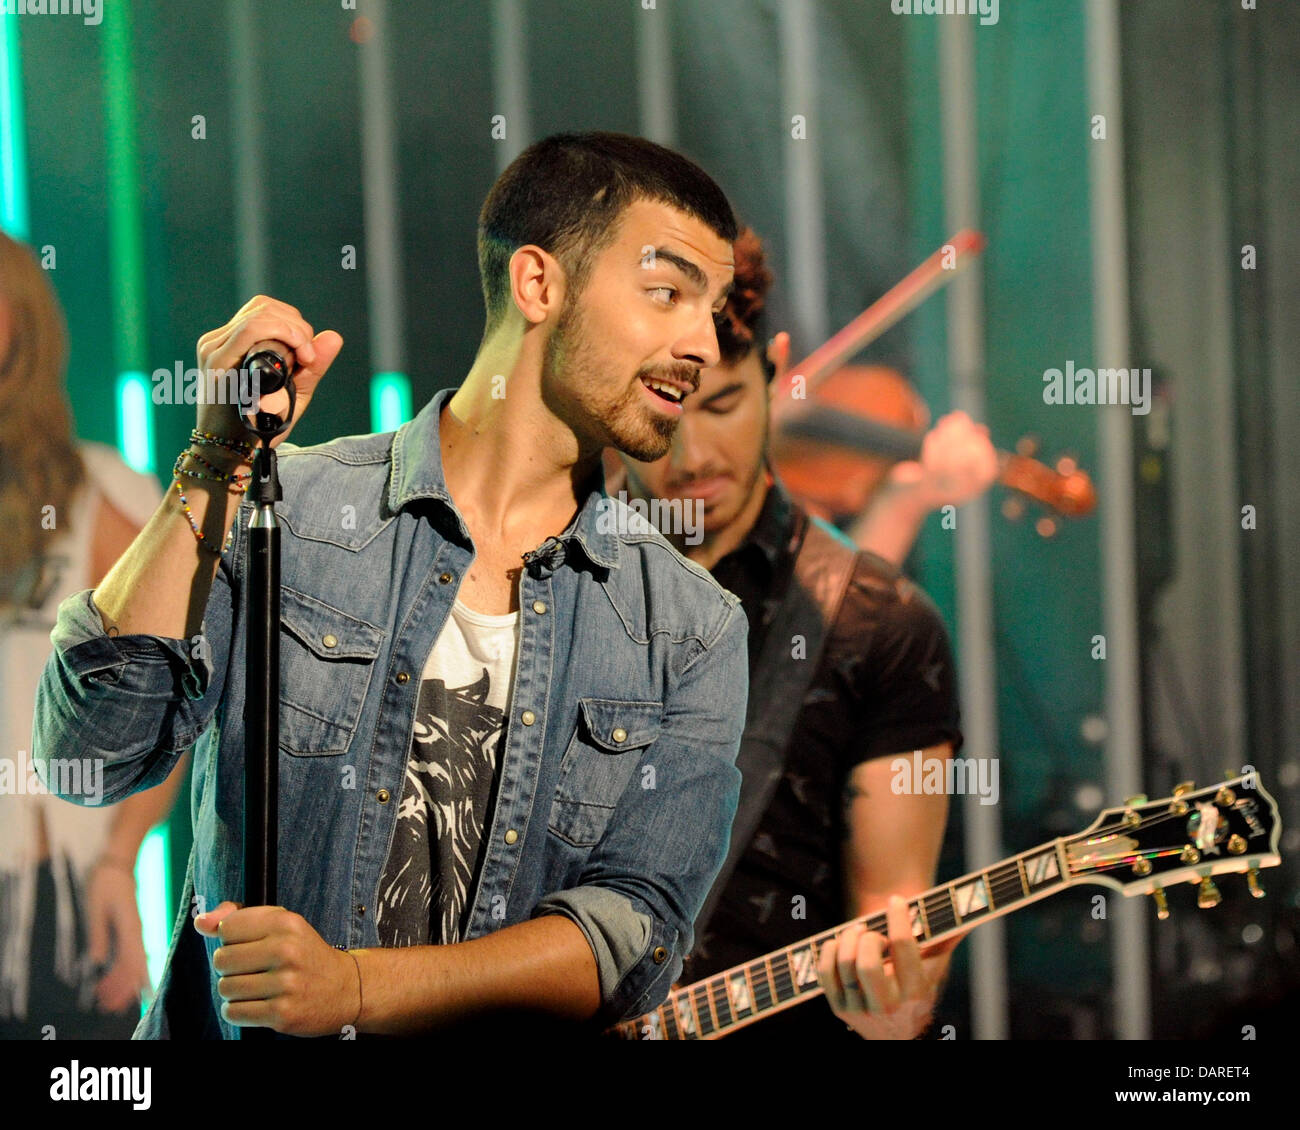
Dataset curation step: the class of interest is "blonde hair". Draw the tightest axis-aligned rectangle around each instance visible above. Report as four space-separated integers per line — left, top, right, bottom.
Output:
0 233 86 611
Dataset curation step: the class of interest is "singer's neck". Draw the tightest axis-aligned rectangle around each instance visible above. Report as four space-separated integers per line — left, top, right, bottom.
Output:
442 340 600 541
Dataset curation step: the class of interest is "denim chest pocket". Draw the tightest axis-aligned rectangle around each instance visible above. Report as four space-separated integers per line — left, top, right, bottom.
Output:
548 698 663 847
277 586 384 756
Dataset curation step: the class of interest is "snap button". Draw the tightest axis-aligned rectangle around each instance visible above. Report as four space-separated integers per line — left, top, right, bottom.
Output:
322 633 338 648
612 727 627 743
504 828 518 845
356 905 366 916
532 600 547 614
439 572 453 584
377 788 390 804
652 946 668 964
396 672 410 684
521 710 535 725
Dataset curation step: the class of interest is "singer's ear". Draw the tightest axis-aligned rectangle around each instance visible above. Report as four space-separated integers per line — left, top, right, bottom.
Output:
508 245 566 327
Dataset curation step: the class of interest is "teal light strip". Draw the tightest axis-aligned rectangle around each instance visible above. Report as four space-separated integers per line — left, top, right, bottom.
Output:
135 824 170 1019
0 11 29 238
115 370 153 472
103 6 147 369
103 5 169 986
371 371 412 431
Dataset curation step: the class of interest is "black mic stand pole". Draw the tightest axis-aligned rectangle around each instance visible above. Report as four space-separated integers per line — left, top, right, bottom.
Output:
237 352 296 1042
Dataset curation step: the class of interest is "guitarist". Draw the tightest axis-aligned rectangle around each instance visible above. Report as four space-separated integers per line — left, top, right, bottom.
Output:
617 226 996 1040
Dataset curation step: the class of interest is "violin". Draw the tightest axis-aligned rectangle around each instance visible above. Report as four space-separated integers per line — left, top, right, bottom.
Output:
769 365 1096 537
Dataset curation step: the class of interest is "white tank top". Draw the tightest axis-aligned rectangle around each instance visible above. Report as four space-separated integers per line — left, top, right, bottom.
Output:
0 442 162 1020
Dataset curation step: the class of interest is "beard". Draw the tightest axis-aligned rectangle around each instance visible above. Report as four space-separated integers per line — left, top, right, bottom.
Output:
540 295 694 463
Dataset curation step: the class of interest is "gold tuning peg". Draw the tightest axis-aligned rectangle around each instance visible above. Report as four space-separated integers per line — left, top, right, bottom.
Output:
1151 885 1170 920
1246 867 1265 899
1197 876 1221 909
1172 781 1195 797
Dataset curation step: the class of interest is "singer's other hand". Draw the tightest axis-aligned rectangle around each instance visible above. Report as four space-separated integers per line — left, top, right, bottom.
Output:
196 900 361 1037
195 295 344 448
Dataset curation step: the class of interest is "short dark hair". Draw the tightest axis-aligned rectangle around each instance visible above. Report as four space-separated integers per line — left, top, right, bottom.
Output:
714 225 775 379
477 131 739 337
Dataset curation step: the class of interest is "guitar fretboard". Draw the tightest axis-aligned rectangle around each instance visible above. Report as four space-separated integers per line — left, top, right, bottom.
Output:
613 837 1070 1040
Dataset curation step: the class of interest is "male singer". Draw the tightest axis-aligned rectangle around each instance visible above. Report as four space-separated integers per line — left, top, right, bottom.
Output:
34 133 750 1038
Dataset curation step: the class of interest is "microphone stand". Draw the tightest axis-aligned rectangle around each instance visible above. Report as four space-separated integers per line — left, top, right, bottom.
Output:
237 353 296 1042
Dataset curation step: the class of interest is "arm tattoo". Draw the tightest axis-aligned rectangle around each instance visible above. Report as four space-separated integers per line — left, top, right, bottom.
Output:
840 782 867 838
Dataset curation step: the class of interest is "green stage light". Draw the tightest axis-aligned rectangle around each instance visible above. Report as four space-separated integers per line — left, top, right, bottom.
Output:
0 11 29 238
135 823 170 1020
105 4 169 1015
371 370 412 431
115 370 153 472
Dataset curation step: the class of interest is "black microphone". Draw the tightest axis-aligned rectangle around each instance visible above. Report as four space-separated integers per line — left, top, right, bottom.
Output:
239 339 298 439
241 339 296 396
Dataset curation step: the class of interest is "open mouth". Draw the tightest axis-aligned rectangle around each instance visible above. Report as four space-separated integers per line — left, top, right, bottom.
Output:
640 377 687 404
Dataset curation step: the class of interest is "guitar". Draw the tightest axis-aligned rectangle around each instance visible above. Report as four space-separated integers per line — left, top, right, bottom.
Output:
608 775 1282 1040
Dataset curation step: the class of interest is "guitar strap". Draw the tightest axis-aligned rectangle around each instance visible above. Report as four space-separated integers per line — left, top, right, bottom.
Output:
692 507 860 945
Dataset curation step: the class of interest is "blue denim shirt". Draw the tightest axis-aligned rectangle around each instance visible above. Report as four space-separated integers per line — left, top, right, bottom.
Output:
33 386 747 1038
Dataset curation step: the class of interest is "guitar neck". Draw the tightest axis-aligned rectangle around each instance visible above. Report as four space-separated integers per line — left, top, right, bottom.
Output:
612 835 1074 1040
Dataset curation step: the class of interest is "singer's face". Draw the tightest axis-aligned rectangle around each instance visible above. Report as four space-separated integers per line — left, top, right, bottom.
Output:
620 350 771 534
541 200 734 463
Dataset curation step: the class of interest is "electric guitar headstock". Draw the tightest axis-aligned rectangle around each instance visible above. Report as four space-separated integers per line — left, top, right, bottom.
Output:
1061 774 1282 916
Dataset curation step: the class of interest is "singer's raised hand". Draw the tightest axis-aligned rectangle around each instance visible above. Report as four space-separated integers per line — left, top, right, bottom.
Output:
195 295 344 449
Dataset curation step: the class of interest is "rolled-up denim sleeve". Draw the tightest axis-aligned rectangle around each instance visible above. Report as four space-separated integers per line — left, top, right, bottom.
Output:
32 537 241 807
531 600 748 1026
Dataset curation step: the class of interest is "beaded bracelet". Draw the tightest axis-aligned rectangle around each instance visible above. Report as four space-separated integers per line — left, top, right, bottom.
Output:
172 475 235 556
190 428 255 459
173 448 252 489
175 432 257 553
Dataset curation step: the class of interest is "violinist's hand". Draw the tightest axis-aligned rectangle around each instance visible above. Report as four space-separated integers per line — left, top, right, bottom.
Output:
816 895 966 1040
765 331 793 392
885 410 998 513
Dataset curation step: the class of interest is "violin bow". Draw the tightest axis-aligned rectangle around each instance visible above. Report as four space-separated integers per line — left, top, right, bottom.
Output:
768 229 986 426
